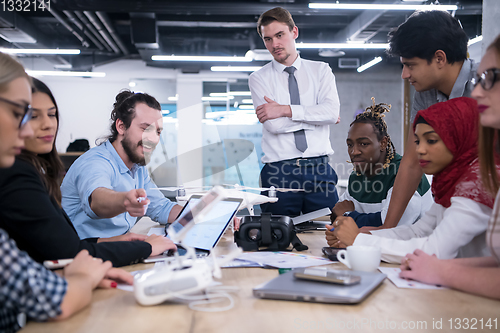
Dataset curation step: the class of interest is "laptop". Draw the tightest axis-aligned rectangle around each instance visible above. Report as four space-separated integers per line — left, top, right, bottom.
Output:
144 195 242 262
253 269 386 304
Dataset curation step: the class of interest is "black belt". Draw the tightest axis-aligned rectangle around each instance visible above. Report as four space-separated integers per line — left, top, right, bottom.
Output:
272 155 329 167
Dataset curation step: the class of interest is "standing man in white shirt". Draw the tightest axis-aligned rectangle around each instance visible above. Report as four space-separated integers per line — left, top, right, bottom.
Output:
249 7 341 216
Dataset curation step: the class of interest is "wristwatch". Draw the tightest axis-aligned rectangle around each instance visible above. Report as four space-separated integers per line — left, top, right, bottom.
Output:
342 211 352 217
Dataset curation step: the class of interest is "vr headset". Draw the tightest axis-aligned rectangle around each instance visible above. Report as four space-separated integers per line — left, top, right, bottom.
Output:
234 213 308 252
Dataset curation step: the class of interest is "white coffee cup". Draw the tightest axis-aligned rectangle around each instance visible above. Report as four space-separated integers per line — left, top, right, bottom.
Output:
336 245 381 272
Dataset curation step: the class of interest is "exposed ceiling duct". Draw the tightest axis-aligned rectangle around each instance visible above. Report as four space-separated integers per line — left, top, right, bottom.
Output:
130 13 159 50
0 0 483 71
63 10 105 51
47 6 90 48
74 11 113 52
83 11 120 54
96 12 130 55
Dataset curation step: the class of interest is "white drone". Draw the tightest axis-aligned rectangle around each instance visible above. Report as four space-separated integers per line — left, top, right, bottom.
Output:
157 184 304 215
134 187 243 306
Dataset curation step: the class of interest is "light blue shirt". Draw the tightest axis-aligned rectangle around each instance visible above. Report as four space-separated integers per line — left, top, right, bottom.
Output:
61 140 176 239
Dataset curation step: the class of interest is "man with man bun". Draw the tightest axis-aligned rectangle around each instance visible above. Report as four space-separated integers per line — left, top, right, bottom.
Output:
62 90 183 239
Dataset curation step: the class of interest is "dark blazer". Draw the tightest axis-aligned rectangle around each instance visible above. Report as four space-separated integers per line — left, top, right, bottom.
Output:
0 158 152 267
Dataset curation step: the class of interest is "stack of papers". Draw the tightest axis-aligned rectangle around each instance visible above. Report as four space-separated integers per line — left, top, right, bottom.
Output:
234 251 331 269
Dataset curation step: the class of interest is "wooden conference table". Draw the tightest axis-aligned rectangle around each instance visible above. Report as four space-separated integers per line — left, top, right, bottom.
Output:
22 218 500 333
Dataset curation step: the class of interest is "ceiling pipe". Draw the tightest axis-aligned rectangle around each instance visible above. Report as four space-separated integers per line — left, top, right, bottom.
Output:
39 1 90 48
83 11 120 54
63 11 105 51
74 11 113 52
95 12 129 55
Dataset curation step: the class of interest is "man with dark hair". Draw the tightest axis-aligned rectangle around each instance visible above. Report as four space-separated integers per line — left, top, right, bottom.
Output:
249 7 341 216
381 10 478 230
61 90 183 239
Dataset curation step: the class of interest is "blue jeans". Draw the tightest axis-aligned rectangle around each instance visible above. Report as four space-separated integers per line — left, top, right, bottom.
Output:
259 162 338 217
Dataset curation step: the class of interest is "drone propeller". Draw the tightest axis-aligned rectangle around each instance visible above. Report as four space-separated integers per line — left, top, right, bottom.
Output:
223 184 305 192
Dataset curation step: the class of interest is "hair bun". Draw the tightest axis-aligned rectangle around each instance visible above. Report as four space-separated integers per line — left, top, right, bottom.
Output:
114 90 134 108
364 97 391 117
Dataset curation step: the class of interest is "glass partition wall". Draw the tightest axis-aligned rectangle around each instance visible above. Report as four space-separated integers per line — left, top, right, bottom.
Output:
147 78 263 193
202 80 262 188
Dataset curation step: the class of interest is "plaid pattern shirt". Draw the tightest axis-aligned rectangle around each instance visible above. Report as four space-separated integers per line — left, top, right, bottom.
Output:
0 229 67 332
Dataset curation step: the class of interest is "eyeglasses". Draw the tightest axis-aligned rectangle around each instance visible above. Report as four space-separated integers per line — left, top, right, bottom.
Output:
471 68 500 91
0 96 33 128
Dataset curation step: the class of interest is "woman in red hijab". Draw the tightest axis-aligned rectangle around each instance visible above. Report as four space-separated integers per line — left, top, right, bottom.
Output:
328 97 496 263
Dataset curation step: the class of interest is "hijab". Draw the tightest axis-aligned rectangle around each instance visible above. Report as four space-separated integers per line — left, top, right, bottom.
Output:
413 97 495 209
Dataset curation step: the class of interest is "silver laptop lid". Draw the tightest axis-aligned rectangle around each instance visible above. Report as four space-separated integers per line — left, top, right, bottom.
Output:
253 269 386 304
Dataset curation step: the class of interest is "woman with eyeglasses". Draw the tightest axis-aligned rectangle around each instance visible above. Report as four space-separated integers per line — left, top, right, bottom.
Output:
0 52 133 332
399 35 500 300
0 77 176 267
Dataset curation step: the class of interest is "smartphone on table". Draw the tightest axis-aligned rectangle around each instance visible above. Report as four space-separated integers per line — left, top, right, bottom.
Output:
294 268 361 285
322 246 346 261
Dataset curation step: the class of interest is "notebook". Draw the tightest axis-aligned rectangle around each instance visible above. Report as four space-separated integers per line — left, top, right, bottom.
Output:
143 195 242 262
253 268 386 304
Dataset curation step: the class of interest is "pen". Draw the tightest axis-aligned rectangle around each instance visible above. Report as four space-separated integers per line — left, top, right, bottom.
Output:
43 259 73 269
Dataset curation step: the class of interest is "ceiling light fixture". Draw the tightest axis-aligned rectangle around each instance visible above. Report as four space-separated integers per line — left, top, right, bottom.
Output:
357 57 383 73
245 49 274 61
308 3 458 11
296 42 389 49
210 91 252 97
201 96 235 101
0 48 81 55
26 70 106 77
152 55 252 62
211 66 262 72
468 35 483 46
238 105 255 110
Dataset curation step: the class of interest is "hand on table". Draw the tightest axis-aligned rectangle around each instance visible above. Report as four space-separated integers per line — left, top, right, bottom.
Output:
331 216 359 246
399 249 445 286
325 225 347 248
145 234 177 256
63 250 132 290
98 267 134 288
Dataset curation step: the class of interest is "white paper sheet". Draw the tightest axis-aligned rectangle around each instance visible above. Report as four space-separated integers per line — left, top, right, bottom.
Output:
147 227 165 236
237 251 331 269
378 267 447 289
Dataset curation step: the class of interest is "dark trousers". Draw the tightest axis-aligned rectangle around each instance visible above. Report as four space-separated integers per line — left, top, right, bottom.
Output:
259 161 339 217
